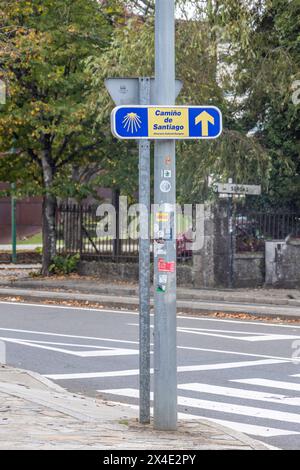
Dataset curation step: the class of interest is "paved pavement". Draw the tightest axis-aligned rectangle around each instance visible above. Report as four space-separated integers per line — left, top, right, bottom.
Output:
0 245 42 252
0 300 299 449
0 265 41 280
1 365 265 450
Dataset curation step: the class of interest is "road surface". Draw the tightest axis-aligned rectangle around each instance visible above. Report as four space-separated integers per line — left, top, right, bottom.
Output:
0 300 299 449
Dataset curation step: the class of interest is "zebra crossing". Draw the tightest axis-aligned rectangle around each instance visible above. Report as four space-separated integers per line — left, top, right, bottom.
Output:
1 301 300 448
97 374 300 445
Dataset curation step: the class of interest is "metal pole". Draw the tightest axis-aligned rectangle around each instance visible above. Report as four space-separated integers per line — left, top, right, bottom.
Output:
153 0 177 430
228 195 233 288
11 183 17 264
138 77 151 424
227 179 233 288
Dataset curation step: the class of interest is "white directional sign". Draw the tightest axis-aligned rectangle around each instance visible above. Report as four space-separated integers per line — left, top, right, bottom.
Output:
215 183 262 196
105 78 183 106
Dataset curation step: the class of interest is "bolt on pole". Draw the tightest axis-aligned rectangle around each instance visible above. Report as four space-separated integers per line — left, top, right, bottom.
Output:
138 77 151 424
153 0 177 431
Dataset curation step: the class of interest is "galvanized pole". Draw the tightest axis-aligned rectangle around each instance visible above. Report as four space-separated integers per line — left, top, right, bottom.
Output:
227 179 233 288
138 77 151 424
11 183 17 264
153 0 177 430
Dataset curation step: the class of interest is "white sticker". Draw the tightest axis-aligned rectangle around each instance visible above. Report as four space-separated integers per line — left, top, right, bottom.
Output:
154 243 167 256
160 180 171 193
154 223 159 236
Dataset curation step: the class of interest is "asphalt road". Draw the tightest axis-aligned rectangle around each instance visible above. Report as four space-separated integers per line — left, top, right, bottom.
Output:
0 300 300 450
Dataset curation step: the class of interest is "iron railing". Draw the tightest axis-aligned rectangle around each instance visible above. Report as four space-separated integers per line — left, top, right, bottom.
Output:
234 210 300 252
55 204 193 262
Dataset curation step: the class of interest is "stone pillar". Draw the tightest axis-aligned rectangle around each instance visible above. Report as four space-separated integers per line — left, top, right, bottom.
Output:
213 200 231 288
192 204 214 288
265 239 300 287
192 201 231 288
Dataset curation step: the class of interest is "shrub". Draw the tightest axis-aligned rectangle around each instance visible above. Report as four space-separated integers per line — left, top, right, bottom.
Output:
49 254 80 275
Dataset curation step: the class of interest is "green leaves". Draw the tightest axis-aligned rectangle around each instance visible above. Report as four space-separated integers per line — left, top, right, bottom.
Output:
0 0 118 197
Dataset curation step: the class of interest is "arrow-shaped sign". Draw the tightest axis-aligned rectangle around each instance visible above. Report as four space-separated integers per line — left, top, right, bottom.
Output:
195 111 215 137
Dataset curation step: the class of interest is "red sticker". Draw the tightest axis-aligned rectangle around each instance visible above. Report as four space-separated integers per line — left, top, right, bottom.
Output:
158 258 175 273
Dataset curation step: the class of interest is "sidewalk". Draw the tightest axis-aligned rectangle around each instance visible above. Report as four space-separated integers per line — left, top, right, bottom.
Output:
0 272 300 318
0 245 42 252
0 365 267 450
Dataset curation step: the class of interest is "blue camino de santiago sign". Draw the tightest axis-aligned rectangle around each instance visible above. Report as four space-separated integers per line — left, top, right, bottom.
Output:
111 105 222 140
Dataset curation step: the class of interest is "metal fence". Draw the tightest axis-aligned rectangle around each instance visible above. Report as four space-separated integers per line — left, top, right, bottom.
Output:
0 199 42 244
56 204 193 262
234 210 300 252
56 204 300 258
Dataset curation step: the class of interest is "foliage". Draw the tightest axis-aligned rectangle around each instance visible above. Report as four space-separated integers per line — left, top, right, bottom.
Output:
0 0 122 198
214 0 300 209
49 253 80 275
86 0 271 203
0 0 124 273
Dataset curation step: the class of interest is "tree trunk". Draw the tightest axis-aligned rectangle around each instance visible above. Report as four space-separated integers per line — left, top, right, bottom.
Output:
42 193 57 275
41 150 56 276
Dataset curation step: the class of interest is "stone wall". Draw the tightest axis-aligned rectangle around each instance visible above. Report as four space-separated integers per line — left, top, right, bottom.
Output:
79 260 193 287
78 204 300 289
234 253 265 288
265 239 300 288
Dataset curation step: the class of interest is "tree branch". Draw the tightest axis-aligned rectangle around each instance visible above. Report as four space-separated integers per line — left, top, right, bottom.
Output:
56 139 104 169
56 132 76 160
27 148 42 167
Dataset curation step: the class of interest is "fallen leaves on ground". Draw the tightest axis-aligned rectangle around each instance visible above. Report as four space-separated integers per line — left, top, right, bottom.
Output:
0 295 299 325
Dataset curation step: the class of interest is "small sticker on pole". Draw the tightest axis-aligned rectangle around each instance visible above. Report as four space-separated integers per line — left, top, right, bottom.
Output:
158 258 175 273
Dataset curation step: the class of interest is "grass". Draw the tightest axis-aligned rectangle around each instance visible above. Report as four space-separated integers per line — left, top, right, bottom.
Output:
118 419 129 426
18 232 43 245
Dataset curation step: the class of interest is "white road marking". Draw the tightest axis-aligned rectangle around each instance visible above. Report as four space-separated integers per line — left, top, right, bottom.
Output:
100 388 300 425
231 378 300 392
45 370 141 380
178 327 300 342
103 401 294 438
291 374 300 377
177 345 300 363
78 349 140 358
178 383 300 406
45 359 286 380
0 336 139 357
1 300 300 329
177 359 287 372
0 327 298 363
241 334 300 342
130 322 300 342
0 326 298 362
0 327 139 344
7 339 118 349
0 301 138 315
181 316 300 329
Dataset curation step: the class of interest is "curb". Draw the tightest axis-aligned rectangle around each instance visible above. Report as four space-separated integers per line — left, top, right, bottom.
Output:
0 287 300 319
189 418 268 450
1 280 300 307
0 280 300 307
